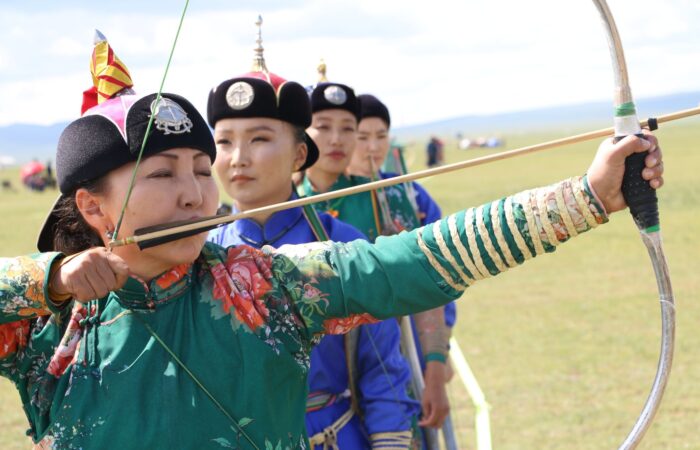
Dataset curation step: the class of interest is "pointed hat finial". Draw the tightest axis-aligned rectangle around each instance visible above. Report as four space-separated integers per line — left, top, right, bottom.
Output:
251 14 269 74
94 29 107 45
241 15 285 89
317 58 328 82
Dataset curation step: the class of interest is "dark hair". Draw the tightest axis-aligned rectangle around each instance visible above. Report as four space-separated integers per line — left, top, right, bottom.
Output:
291 125 306 145
289 126 309 181
52 178 107 254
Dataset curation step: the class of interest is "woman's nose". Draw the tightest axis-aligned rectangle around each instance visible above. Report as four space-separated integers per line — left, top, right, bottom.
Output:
179 173 204 209
229 145 249 168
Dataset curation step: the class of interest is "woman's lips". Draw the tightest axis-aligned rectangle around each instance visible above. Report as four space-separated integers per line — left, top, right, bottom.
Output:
230 174 255 182
326 151 346 160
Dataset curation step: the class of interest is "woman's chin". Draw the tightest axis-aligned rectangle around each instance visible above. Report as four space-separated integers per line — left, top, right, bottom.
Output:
329 168 347 179
144 236 206 266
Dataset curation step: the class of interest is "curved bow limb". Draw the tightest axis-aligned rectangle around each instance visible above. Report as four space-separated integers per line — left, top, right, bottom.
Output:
591 1 676 448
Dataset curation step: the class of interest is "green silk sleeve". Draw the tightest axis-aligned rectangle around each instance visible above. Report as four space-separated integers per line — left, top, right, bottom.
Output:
0 252 62 382
0 252 63 324
276 176 607 337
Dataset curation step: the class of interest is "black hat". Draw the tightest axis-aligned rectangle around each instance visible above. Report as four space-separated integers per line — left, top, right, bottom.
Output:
207 75 319 171
309 82 360 120
37 92 215 252
358 94 391 128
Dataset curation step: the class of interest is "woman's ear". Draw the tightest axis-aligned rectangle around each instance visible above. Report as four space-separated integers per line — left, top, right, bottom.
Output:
75 188 112 236
293 141 308 172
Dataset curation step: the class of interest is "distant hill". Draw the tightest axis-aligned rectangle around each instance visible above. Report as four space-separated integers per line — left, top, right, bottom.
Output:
393 91 700 140
0 91 697 164
0 122 68 164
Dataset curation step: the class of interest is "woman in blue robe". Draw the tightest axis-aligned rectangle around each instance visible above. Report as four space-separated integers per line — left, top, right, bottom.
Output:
207 71 420 449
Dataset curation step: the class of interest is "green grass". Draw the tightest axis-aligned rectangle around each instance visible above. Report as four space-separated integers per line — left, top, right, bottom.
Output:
0 119 699 449
407 121 700 449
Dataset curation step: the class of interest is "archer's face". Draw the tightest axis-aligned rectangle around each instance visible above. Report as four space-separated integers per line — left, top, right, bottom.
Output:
98 148 219 278
306 109 357 178
348 117 390 177
213 118 307 213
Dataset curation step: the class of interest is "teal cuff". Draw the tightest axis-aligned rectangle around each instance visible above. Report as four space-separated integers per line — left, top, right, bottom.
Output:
424 352 447 364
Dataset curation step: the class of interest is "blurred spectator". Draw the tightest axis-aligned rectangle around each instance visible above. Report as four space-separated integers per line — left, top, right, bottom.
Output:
426 136 443 167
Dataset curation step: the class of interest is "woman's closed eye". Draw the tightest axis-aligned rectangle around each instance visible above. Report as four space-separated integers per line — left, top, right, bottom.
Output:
251 135 270 144
147 169 173 179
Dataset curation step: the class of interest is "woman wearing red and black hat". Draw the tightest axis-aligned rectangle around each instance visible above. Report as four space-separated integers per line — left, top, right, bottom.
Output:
206 32 420 448
0 32 665 450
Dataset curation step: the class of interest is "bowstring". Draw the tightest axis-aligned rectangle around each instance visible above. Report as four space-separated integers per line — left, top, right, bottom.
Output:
110 0 191 243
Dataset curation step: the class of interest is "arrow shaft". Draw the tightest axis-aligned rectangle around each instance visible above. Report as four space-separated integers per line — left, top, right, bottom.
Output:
109 105 700 248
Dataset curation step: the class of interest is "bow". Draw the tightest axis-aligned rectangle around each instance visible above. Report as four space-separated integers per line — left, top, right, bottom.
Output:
106 4 683 448
591 1 675 449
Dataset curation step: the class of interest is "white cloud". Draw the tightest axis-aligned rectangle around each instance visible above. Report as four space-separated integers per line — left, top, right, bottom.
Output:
49 37 85 57
0 0 698 127
0 73 87 125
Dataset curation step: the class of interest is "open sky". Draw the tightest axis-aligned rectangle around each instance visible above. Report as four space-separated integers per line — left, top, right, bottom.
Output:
0 0 698 128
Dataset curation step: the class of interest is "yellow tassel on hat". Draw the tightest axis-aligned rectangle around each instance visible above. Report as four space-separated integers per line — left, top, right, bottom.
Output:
82 29 134 114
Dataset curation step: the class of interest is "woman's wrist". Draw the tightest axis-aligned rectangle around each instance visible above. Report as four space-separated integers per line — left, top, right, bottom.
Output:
47 254 81 304
424 352 447 364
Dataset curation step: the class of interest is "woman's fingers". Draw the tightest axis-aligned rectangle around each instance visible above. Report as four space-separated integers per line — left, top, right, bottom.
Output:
587 131 665 214
108 252 131 287
642 139 664 189
78 270 99 301
51 248 130 303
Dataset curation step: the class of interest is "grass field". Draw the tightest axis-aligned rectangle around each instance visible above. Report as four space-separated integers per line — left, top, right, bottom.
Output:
1 119 698 449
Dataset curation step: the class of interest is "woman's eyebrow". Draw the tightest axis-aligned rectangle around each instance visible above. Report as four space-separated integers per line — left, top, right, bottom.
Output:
151 153 179 160
244 125 275 133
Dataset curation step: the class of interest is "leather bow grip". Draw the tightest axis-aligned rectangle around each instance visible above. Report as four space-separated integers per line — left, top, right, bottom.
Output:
615 135 660 231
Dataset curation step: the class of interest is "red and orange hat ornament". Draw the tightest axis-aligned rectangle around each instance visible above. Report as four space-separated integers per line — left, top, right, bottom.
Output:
81 29 135 115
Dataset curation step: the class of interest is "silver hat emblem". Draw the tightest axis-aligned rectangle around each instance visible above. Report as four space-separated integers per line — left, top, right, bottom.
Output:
324 85 347 105
150 97 193 135
226 81 255 110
